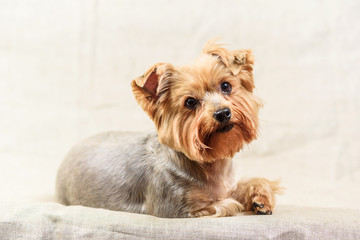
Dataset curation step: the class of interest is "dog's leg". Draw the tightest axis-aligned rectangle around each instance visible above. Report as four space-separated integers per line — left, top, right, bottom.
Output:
229 178 283 215
189 198 244 218
186 188 244 218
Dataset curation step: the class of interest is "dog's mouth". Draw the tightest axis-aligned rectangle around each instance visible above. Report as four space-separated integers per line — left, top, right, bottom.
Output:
216 124 234 133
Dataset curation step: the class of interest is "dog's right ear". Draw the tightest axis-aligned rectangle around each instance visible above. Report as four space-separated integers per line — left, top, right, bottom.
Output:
203 40 255 92
131 63 174 119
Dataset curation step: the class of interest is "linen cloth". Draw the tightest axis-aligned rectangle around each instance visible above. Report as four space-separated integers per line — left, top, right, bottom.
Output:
1 203 360 240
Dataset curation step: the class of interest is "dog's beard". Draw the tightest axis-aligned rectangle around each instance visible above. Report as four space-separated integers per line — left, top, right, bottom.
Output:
194 95 260 162
156 102 258 162
155 92 260 163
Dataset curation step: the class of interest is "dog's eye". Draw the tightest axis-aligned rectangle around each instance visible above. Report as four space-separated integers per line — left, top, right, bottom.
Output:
221 82 232 94
185 97 198 109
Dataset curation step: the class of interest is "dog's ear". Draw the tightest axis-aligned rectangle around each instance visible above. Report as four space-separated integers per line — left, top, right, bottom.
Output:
131 63 174 118
203 40 255 92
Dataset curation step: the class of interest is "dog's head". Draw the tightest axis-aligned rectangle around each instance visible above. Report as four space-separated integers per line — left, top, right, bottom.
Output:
132 40 262 162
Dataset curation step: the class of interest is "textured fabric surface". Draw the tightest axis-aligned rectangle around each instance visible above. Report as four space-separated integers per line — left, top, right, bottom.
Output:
0 1 360 239
1 203 360 240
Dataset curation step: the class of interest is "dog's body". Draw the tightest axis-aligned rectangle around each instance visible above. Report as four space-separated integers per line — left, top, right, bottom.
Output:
57 131 235 218
56 41 282 218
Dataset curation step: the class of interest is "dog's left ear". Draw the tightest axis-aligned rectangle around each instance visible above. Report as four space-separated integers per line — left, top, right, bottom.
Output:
203 40 255 92
131 63 174 119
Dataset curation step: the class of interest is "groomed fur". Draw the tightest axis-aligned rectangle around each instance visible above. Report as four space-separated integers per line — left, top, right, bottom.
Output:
56 40 282 218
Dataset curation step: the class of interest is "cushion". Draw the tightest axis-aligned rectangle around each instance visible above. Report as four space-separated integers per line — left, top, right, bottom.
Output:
1 202 359 239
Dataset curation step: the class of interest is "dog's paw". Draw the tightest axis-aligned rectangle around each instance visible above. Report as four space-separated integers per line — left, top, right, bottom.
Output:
189 198 243 218
252 195 273 215
189 207 216 218
229 178 283 215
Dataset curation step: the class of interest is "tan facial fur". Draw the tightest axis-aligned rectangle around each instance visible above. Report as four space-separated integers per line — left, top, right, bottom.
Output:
132 40 262 162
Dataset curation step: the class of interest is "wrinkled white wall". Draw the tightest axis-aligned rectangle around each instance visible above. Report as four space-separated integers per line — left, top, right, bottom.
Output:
0 0 359 208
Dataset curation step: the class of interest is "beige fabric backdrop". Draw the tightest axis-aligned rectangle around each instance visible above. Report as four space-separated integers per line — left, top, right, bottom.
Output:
0 0 359 210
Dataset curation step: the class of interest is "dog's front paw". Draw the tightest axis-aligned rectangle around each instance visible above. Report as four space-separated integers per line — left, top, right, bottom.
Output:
189 198 243 218
229 178 283 215
252 194 273 215
189 208 216 218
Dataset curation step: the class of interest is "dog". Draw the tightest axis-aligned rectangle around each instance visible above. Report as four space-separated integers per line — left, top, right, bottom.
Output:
56 40 282 218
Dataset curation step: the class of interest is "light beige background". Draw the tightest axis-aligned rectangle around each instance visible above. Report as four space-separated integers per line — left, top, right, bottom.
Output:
0 0 359 209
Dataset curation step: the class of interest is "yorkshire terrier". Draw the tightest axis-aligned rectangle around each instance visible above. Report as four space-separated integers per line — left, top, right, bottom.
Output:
56 40 282 218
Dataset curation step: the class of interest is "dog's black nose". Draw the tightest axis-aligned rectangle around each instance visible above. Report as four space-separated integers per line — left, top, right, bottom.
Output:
213 108 231 124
